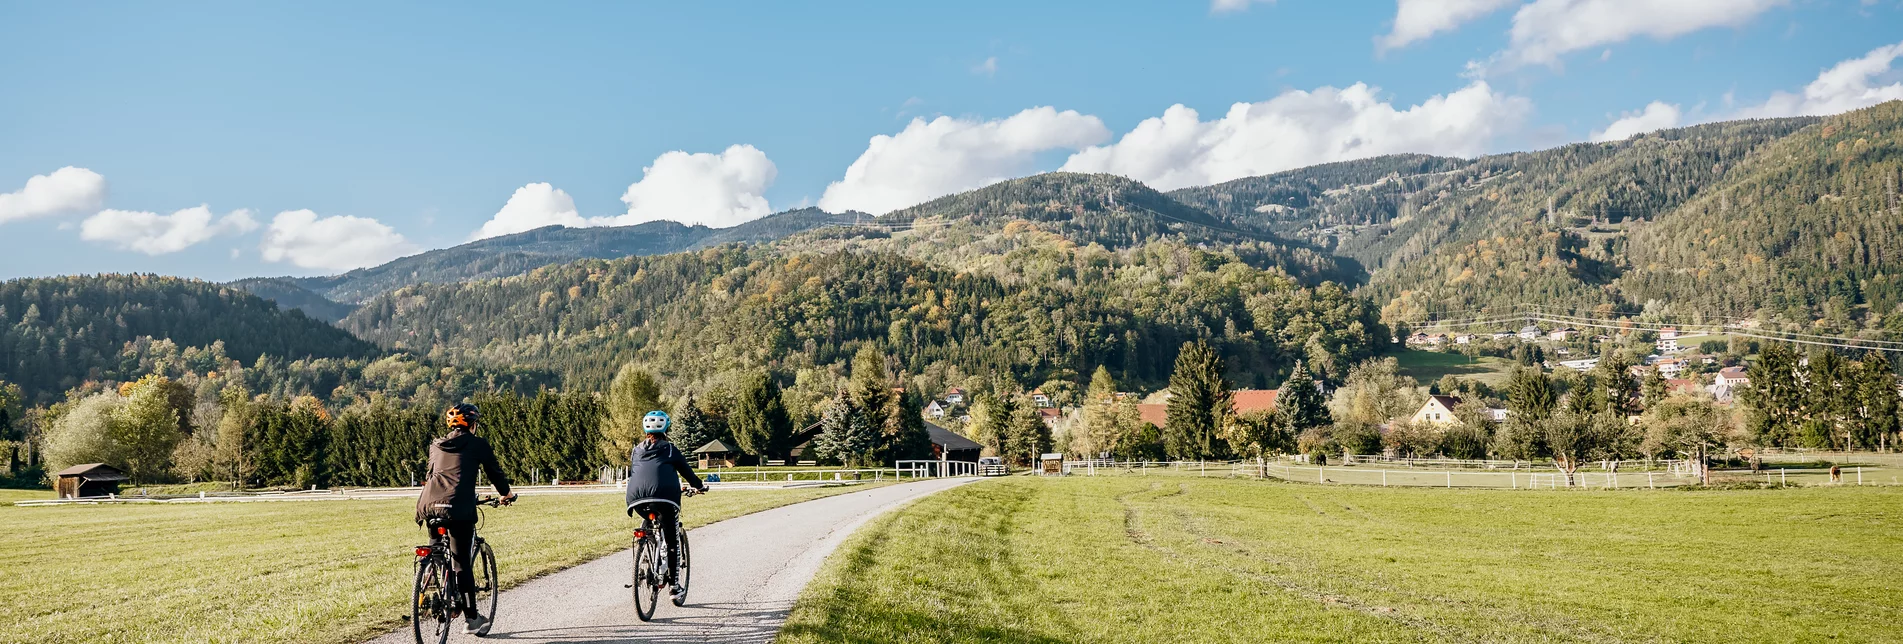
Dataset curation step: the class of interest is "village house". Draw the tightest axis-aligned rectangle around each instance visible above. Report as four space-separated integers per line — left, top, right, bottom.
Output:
1715 366 1749 388
1134 388 1281 428
1556 357 1599 372
1485 407 1509 422
1411 395 1462 425
1454 333 1474 345
924 399 951 419
943 387 967 405
1657 327 1680 353
1548 327 1577 341
1518 325 1542 341
1491 331 1516 341
1655 358 1686 379
1667 378 1701 398
1030 388 1051 407
1037 407 1063 428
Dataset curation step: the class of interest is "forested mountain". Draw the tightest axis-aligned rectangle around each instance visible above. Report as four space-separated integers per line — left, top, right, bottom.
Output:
227 277 357 323
855 172 1362 286
1171 103 1903 332
0 275 379 404
286 207 855 304
336 173 1387 398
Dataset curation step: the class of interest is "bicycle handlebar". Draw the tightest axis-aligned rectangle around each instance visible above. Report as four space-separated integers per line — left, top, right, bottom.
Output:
476 495 515 507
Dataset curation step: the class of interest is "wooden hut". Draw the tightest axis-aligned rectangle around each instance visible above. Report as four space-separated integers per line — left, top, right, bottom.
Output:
54 463 128 499
693 439 741 469
925 422 983 463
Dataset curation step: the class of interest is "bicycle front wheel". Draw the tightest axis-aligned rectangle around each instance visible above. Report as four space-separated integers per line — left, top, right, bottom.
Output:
474 541 499 625
671 528 691 606
631 537 660 622
411 559 452 644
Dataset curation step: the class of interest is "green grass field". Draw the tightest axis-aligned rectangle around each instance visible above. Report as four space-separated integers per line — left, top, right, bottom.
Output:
0 487 50 505
0 484 879 644
1393 349 1517 387
783 476 1902 643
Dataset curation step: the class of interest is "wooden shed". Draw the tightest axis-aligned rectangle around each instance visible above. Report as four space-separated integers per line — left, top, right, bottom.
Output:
693 439 742 469
54 463 128 499
925 422 983 463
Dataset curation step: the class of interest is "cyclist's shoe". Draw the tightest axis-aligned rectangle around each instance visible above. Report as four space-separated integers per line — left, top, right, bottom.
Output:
672 586 687 604
463 612 490 636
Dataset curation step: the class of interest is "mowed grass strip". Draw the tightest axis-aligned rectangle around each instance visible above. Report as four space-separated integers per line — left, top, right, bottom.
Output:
0 484 877 644
782 476 1903 643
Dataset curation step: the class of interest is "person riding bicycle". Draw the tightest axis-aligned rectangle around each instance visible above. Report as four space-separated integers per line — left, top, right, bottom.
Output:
624 410 707 602
415 402 516 635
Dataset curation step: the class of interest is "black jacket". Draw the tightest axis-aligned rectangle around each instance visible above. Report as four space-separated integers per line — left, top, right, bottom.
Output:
415 430 512 524
624 439 704 515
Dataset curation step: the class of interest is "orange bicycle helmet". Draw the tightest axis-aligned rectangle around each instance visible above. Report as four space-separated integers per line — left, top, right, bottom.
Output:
445 403 480 430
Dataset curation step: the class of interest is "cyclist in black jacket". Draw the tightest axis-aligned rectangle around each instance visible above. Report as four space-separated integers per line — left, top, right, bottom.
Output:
624 410 707 601
415 403 514 635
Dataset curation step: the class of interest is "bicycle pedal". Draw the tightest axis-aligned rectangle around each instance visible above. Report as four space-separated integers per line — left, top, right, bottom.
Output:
623 583 633 588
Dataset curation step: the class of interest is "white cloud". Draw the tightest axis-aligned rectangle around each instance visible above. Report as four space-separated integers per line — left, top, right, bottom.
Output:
80 206 258 255
972 56 998 77
260 210 418 271
1732 40 1903 119
596 144 777 228
470 182 585 240
1379 0 1519 51
819 107 1111 215
0 167 107 224
1500 0 1786 68
1059 81 1531 191
1590 101 1682 142
1594 40 1903 141
1211 0 1272 13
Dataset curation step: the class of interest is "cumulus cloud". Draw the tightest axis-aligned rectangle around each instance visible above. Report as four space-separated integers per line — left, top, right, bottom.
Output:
1590 101 1682 142
1732 40 1903 119
819 107 1110 215
470 182 586 240
0 167 107 224
80 206 258 255
972 56 998 77
260 210 418 271
1500 0 1787 68
599 145 778 228
1059 82 1531 191
1379 0 1519 51
1593 41 1903 141
1211 0 1272 13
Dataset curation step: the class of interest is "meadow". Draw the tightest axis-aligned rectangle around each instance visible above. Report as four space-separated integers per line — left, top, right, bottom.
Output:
1392 349 1517 387
0 484 877 643
783 475 1902 643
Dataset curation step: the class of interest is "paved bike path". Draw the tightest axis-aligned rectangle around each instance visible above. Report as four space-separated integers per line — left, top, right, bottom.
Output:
366 476 978 644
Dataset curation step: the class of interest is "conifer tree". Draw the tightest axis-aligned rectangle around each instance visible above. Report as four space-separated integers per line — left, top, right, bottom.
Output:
1277 361 1330 435
1164 340 1231 460
670 394 715 453
731 372 791 459
813 391 876 466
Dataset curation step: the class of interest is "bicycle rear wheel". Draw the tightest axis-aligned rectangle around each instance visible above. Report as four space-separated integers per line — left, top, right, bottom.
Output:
671 528 691 606
411 559 453 644
474 540 499 625
631 536 660 621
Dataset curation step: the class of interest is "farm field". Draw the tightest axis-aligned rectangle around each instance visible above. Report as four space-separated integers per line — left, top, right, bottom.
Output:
1392 349 1517 387
0 483 882 644
782 476 1903 643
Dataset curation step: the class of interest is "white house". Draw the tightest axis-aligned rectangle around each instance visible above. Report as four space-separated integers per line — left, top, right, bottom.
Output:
944 387 966 405
1549 327 1577 341
1655 359 1686 379
1657 327 1680 353
1714 366 1749 388
1518 325 1542 341
1556 358 1599 372
1030 388 1051 407
1485 407 1509 422
1411 395 1463 425
1454 334 1474 345
924 399 950 419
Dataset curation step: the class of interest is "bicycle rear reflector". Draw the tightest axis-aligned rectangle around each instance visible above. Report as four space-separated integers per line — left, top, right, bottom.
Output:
415 546 432 557
633 529 648 539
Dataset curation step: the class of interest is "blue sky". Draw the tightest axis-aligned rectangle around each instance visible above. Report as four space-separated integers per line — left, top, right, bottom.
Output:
3 0 1901 281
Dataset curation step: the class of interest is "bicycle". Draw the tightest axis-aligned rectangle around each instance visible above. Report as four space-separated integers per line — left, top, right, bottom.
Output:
412 495 507 643
628 487 698 621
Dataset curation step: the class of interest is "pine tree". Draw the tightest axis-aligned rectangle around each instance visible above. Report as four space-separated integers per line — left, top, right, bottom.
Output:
881 389 933 464
1640 367 1668 408
1497 367 1557 460
813 391 877 467
1080 366 1119 458
1277 361 1330 434
1164 340 1231 460
1743 343 1802 445
1004 398 1051 467
1857 352 1900 451
671 394 714 453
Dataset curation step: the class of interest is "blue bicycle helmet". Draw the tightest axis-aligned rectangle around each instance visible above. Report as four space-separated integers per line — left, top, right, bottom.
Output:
641 410 671 434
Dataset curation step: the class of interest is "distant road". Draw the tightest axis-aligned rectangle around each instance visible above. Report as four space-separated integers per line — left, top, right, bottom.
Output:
364 476 978 644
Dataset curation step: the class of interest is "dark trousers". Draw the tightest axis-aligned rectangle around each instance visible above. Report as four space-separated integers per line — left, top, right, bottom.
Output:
435 519 479 614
